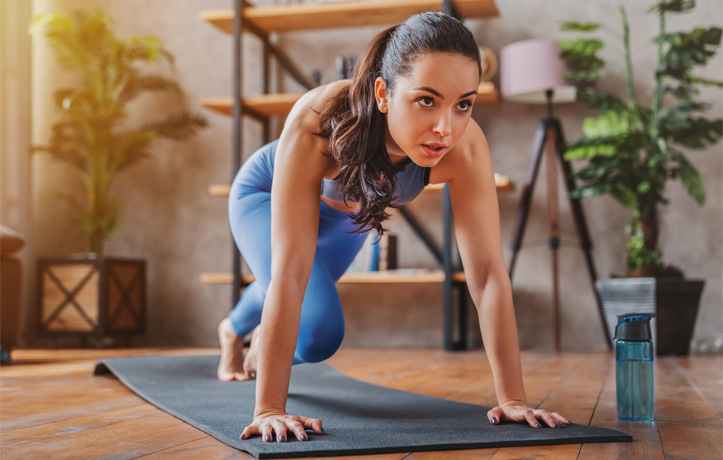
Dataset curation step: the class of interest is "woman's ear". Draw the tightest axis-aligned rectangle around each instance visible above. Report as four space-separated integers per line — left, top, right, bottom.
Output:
374 77 389 113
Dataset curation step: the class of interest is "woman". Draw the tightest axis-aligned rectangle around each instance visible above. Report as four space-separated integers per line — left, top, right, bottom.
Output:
219 12 571 443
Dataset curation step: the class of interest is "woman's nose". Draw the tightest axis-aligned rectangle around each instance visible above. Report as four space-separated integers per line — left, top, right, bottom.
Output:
433 112 452 137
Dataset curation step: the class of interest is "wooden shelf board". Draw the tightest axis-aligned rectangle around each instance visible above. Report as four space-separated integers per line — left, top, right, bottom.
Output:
422 175 514 193
474 81 500 106
209 184 231 197
340 270 467 284
201 94 303 117
201 270 465 285
201 0 499 35
200 273 235 284
201 82 499 118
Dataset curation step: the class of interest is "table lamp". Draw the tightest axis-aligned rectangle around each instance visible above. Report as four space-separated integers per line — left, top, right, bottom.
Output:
499 39 610 352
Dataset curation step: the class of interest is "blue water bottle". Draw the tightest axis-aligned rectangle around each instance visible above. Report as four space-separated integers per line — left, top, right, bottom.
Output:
614 313 655 421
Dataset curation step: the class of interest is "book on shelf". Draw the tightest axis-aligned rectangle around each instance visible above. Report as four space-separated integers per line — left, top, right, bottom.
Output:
345 232 398 274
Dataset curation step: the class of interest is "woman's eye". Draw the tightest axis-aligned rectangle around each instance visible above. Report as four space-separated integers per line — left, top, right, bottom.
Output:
458 100 472 111
418 97 434 107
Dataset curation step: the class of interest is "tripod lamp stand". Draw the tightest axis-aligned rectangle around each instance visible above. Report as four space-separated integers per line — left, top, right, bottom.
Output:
499 39 611 352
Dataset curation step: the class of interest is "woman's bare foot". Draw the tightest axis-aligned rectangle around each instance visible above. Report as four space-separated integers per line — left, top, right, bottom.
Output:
217 318 250 381
243 324 261 379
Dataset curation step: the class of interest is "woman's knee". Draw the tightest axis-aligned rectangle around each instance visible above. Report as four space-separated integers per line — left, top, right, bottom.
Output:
295 321 345 363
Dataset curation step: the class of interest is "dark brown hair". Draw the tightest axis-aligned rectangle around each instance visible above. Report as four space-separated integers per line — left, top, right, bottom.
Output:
314 12 481 235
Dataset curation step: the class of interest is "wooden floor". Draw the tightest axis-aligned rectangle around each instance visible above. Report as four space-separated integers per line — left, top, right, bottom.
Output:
1 347 721 459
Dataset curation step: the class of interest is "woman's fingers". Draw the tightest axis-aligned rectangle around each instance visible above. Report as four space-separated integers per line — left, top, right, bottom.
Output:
534 409 572 427
490 404 572 429
239 425 257 440
498 404 541 428
240 415 323 442
299 416 326 435
261 424 274 442
522 408 542 428
533 409 561 428
486 407 503 425
551 411 572 425
271 420 288 442
286 421 309 441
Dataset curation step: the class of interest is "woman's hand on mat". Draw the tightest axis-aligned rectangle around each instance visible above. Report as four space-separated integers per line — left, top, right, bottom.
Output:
487 401 572 428
239 409 325 442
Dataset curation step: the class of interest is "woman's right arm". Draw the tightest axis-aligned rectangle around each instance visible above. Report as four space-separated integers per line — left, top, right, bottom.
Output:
239 95 333 443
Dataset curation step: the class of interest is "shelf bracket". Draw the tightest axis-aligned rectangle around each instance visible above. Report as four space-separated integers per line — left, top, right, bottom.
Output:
245 23 317 91
241 106 270 123
398 206 443 268
239 0 316 90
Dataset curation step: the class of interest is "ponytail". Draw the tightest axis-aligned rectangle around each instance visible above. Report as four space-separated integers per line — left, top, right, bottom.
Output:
315 25 400 235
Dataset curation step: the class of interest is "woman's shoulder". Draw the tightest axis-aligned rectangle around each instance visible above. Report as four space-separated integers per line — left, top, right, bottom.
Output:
286 79 351 129
454 118 486 159
277 81 351 176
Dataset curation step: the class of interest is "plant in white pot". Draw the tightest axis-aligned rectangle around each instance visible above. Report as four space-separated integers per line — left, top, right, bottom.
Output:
31 10 207 346
559 1 721 355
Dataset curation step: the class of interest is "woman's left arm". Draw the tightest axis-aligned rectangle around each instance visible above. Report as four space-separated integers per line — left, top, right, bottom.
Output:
443 121 570 428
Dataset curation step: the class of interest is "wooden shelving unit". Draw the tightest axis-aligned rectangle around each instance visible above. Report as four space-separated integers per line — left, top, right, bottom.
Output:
199 0 505 350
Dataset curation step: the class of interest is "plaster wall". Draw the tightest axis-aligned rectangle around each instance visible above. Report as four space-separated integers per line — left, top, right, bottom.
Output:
1 0 33 348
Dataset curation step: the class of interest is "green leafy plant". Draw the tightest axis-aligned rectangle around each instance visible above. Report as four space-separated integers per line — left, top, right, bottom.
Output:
30 10 208 256
559 0 722 277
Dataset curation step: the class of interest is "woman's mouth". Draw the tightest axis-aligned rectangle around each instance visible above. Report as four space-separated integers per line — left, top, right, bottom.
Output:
422 144 446 158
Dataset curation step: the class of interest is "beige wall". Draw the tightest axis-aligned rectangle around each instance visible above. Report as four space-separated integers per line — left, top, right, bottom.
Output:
28 0 722 350
1 0 33 347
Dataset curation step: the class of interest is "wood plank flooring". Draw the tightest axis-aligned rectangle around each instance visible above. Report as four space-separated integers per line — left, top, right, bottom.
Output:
1 348 720 459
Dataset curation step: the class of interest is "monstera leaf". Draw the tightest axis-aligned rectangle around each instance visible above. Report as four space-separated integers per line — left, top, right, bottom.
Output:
559 1 721 274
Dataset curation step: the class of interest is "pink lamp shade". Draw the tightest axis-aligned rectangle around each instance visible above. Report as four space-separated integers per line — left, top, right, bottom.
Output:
500 39 577 104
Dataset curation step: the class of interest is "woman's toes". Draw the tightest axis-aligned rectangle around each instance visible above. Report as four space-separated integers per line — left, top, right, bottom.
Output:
217 370 234 382
217 319 248 382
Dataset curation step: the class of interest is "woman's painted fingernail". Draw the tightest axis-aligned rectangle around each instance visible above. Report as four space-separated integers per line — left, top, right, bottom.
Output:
567 419 572 424
320 427 325 434
240 433 247 439
279 435 286 443
264 435 271 442
300 434 308 441
536 422 542 428
490 417 497 425
552 422 559 427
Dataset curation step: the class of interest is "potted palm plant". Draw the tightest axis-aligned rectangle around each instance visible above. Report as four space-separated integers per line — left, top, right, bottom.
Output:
559 1 721 355
31 10 207 346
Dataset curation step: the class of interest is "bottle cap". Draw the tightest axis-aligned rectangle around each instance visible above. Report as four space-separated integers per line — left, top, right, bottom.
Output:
614 313 654 341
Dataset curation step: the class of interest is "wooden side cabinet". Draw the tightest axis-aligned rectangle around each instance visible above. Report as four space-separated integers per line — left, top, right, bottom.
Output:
37 257 146 346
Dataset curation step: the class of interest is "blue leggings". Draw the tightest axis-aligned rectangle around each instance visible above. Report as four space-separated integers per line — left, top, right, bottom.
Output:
227 139 368 364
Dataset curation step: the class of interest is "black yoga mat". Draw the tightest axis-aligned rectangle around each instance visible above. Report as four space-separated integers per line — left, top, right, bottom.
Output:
94 354 631 459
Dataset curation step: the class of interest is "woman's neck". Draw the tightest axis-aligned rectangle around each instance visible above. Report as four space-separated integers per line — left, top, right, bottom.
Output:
384 126 409 166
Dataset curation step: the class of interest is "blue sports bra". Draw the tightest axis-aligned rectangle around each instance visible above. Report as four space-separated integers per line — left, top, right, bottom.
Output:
320 161 431 206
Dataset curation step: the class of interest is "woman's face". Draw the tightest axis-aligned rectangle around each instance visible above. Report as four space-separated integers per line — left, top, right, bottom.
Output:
375 52 480 167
